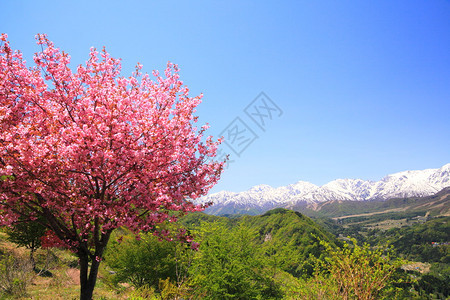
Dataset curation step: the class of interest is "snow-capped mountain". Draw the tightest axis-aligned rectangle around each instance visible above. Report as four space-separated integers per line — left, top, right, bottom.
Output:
202 164 450 215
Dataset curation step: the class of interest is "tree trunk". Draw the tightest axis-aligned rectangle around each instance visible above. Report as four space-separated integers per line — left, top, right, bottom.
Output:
30 247 36 270
78 230 111 300
79 252 102 300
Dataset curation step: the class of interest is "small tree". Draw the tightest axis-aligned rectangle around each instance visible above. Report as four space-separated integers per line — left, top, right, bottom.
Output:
106 230 178 289
189 221 284 299
0 33 224 300
105 225 196 298
302 238 403 300
6 215 47 268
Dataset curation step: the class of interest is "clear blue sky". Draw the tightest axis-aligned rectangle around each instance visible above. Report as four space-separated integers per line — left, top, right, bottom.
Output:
2 1 449 193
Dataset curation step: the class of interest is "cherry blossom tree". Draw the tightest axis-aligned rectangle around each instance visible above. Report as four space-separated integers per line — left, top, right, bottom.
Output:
0 33 224 300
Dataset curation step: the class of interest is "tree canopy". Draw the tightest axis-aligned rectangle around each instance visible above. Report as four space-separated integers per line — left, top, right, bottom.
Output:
0 33 224 299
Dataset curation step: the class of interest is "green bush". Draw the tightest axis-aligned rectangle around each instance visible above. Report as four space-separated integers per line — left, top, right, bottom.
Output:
105 232 178 289
189 221 284 299
0 251 34 297
298 238 404 300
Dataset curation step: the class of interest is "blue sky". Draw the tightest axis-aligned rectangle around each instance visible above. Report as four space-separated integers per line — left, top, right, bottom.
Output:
2 1 449 193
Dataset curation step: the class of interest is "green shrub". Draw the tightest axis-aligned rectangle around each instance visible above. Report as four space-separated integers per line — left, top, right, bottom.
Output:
0 251 34 297
5 216 47 269
128 284 161 300
105 231 179 290
189 221 284 299
298 238 404 300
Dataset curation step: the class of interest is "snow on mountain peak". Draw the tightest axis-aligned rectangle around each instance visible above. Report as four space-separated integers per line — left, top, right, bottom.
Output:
201 164 450 213
247 184 273 193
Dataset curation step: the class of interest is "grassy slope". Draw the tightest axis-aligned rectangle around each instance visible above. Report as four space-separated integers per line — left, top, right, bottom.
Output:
0 230 134 299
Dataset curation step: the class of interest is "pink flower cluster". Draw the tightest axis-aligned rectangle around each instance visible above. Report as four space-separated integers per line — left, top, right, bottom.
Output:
0 34 224 252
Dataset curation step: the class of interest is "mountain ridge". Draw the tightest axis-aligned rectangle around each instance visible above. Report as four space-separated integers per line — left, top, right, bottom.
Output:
203 164 450 215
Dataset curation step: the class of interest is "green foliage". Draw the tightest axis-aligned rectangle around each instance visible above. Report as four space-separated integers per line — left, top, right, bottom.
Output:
158 277 194 300
105 231 179 289
180 211 225 225
0 251 34 298
6 219 46 250
104 210 335 299
189 221 283 299
127 285 161 300
412 262 450 298
260 207 291 216
242 209 337 277
98 209 448 299
299 238 404 299
416 273 449 299
365 216 449 263
5 216 47 268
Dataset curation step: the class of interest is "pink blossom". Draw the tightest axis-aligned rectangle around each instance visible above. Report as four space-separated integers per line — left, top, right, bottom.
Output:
0 33 226 296
191 242 200 251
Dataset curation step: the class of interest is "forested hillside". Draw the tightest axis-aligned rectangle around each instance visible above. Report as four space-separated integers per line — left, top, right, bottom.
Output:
1 208 448 298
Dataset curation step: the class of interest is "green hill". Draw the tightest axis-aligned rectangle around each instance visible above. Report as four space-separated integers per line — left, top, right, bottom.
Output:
183 208 337 277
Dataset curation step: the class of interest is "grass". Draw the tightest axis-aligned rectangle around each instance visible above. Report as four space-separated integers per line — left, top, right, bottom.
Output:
0 230 134 300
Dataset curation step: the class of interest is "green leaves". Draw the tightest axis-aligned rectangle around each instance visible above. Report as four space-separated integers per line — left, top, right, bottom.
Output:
105 231 178 289
303 238 404 299
102 209 438 299
0 251 34 297
189 221 283 299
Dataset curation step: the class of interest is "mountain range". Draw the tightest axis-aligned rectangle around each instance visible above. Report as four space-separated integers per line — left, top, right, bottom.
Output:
202 164 450 215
